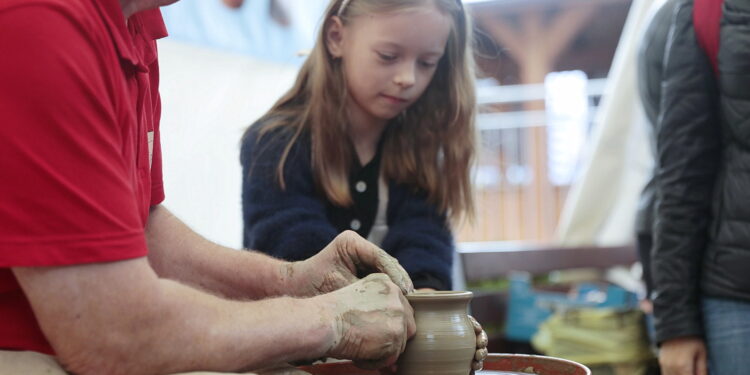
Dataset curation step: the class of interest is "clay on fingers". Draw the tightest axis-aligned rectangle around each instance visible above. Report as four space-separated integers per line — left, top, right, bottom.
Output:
476 330 488 348
375 250 414 294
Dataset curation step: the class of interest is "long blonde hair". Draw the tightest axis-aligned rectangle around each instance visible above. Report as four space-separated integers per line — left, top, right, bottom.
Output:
245 0 476 222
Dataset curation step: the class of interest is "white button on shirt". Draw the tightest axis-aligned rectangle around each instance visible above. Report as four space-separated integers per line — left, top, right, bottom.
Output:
355 181 367 193
350 219 361 231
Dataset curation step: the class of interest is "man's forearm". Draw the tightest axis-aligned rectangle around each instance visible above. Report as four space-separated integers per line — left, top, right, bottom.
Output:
145 205 292 299
14 259 334 375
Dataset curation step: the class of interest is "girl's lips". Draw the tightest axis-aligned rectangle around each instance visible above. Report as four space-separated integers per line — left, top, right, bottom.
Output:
381 94 409 104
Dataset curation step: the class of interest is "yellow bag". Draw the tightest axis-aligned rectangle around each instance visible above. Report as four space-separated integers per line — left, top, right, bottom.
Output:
531 308 654 366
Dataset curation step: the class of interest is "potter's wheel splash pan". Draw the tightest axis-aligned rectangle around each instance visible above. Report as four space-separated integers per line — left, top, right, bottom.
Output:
299 354 591 375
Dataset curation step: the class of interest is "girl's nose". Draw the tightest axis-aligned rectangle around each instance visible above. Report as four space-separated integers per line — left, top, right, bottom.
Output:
394 63 416 88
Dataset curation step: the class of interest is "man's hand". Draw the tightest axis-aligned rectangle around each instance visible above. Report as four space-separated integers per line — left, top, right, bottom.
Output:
658 337 707 375
283 231 414 296
319 273 416 369
469 315 488 373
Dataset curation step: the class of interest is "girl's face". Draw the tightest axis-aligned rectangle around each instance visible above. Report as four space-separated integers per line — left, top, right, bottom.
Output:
327 4 452 127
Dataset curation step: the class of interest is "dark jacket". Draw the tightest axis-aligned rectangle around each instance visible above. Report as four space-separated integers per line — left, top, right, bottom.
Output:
635 0 675 237
652 0 750 344
635 0 676 297
240 120 454 290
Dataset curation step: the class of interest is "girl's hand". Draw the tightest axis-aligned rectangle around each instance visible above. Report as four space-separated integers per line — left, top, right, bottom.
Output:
469 315 489 373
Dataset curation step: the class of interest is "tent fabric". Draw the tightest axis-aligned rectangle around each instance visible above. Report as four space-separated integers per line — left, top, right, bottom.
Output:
555 0 661 246
158 40 297 248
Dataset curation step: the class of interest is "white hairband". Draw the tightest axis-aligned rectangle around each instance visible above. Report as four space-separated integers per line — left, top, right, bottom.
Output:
337 0 462 17
337 0 352 16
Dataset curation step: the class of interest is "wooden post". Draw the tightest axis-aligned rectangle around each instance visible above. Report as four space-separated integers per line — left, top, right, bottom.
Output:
470 4 597 241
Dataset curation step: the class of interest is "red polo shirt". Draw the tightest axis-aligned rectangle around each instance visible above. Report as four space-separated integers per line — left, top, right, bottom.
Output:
0 0 167 354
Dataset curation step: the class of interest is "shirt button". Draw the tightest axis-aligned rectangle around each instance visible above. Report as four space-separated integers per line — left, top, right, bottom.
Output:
350 219 361 231
355 181 367 193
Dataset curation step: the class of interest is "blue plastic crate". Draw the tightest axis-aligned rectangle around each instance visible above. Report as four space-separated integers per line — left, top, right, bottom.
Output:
505 272 638 342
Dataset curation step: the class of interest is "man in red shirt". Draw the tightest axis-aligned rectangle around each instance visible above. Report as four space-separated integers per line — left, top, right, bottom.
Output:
0 0 418 374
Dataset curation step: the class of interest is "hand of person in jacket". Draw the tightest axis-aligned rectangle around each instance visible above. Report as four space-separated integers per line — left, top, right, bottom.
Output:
658 337 707 375
320 273 416 369
283 231 415 297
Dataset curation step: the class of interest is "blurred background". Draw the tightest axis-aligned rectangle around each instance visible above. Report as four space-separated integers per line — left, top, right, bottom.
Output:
158 1 661 373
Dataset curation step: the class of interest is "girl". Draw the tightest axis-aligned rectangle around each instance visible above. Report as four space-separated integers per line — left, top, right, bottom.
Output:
241 0 476 292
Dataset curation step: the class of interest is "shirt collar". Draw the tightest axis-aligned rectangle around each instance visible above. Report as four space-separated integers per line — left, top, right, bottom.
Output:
92 0 168 69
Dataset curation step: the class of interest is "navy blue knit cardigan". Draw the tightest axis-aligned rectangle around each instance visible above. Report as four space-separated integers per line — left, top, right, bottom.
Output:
240 121 454 290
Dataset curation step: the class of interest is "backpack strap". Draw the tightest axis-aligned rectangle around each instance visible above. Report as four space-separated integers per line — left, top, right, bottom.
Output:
693 0 724 74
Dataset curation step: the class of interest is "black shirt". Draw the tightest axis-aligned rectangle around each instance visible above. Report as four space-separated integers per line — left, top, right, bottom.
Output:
325 145 446 290
326 148 382 238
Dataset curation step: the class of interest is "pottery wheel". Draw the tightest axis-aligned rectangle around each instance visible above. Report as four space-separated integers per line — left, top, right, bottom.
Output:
298 354 590 375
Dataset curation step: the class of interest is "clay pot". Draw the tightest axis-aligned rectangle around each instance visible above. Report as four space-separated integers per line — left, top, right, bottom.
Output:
397 291 475 375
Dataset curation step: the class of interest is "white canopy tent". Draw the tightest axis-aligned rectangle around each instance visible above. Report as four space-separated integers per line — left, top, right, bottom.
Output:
158 40 297 248
555 0 660 247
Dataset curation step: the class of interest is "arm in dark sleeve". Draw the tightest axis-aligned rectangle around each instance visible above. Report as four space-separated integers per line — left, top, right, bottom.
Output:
651 0 721 344
240 125 339 261
381 185 454 290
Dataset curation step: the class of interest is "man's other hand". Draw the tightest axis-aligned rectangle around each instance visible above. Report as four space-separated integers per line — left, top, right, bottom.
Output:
284 231 414 296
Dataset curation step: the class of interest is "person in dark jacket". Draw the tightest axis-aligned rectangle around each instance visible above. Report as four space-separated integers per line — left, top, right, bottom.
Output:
240 0 477 293
635 0 675 310
652 0 750 374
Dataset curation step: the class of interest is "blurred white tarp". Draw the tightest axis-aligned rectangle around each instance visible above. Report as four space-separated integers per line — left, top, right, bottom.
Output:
158 40 297 248
555 0 657 246
162 0 327 66
161 0 327 65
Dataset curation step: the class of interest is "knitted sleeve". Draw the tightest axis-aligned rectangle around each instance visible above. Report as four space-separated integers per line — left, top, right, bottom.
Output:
381 184 454 290
240 122 338 261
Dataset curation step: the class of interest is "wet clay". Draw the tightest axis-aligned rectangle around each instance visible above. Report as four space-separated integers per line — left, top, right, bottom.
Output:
328 274 409 369
396 291 475 375
374 250 414 294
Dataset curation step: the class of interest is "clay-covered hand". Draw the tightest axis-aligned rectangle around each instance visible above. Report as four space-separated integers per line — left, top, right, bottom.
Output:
285 231 414 296
469 315 488 373
321 273 416 370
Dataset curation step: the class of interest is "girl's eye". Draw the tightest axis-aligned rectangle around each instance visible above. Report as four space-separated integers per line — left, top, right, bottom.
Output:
420 61 438 68
377 52 397 62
